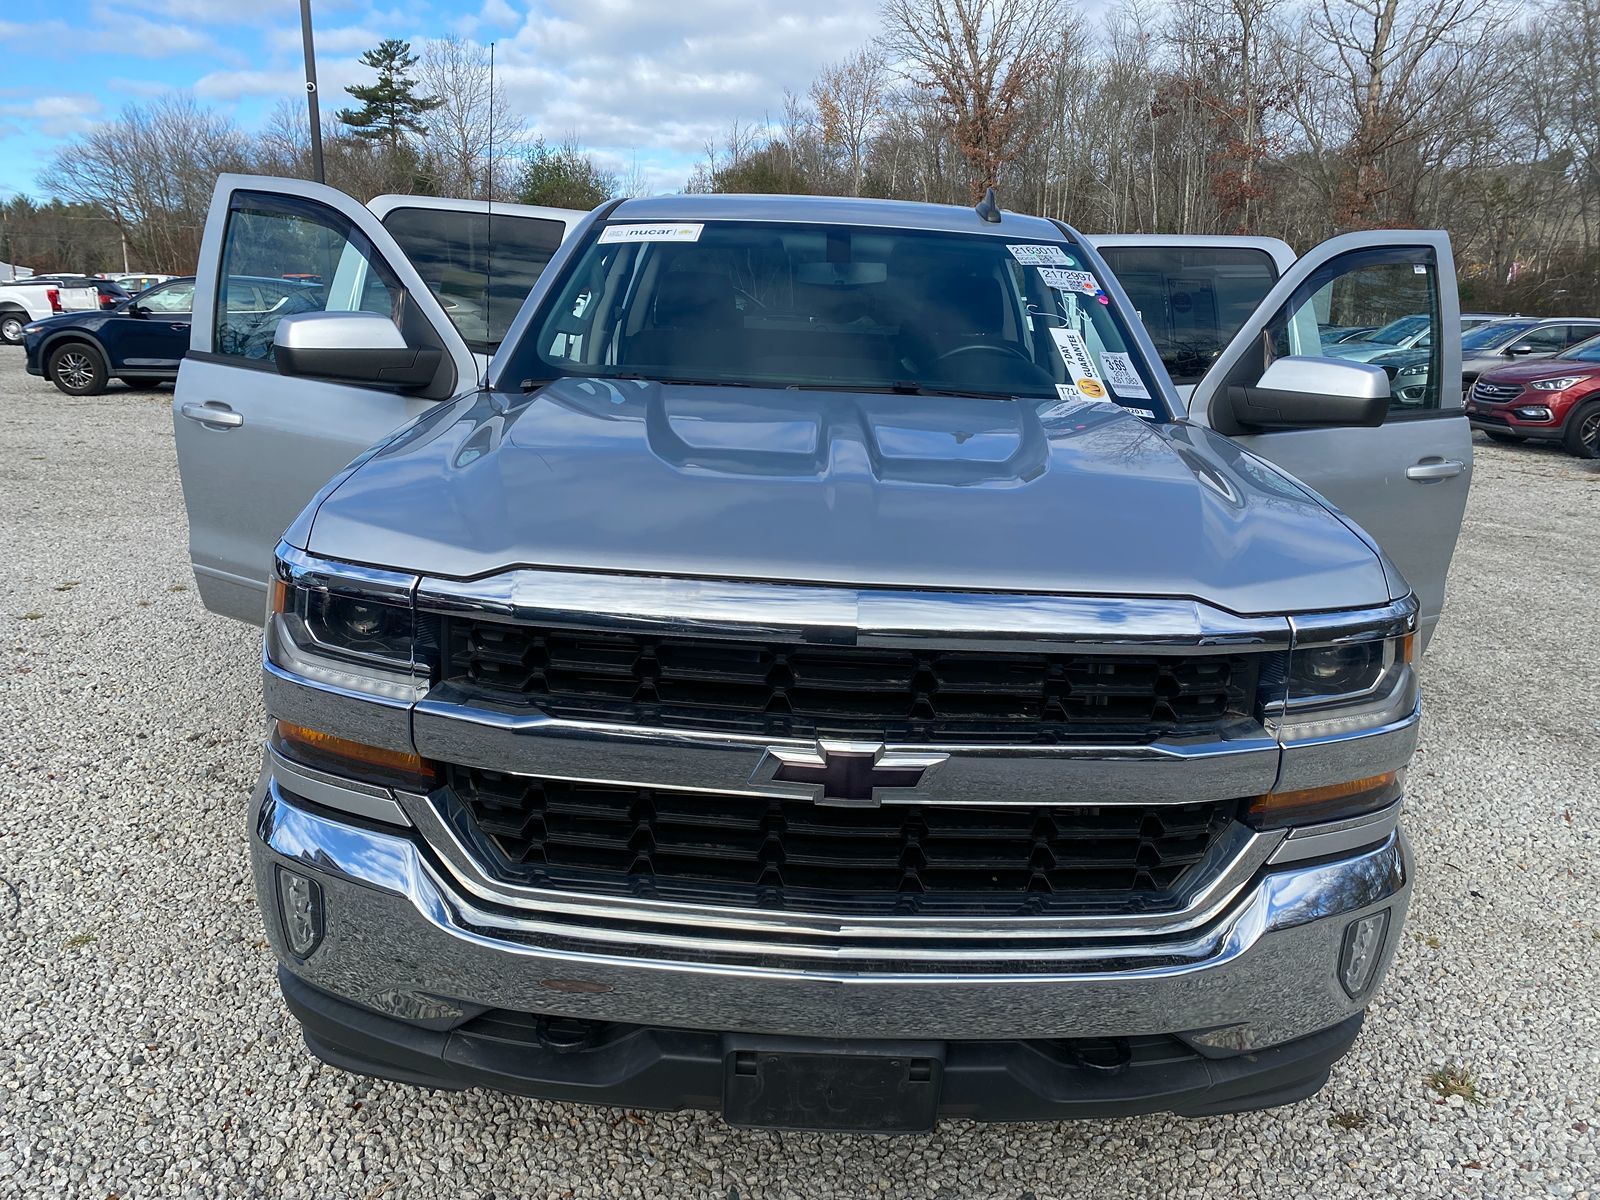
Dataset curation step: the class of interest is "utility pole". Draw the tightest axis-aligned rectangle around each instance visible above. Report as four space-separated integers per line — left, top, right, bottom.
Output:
299 0 326 184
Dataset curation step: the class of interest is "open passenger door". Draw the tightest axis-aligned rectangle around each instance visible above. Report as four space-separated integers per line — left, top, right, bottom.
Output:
1187 230 1472 646
173 175 582 623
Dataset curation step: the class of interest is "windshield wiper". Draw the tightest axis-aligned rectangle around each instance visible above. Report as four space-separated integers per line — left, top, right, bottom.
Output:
785 381 1022 402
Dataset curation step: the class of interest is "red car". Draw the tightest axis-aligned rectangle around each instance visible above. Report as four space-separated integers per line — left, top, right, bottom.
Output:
1466 334 1600 457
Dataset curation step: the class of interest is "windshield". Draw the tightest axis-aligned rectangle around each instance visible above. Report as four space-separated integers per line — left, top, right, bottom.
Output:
508 220 1164 415
1565 334 1600 363
1363 314 1430 345
1463 319 1535 351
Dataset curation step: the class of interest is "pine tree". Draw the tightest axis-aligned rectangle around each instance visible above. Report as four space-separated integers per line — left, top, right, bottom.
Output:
337 39 442 154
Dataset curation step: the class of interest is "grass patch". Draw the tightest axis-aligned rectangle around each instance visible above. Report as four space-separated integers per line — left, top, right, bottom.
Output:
1426 1063 1480 1103
52 581 80 592
64 931 96 949
166 583 188 592
1330 1109 1370 1130
1425 934 1442 949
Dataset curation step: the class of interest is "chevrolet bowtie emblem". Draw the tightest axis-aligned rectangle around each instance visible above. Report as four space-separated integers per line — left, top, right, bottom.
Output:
754 740 948 807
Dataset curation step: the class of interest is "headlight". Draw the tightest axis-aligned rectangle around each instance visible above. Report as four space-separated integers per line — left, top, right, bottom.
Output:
266 545 434 703
1529 376 1580 391
1396 364 1427 377
1250 598 1420 828
22 323 44 334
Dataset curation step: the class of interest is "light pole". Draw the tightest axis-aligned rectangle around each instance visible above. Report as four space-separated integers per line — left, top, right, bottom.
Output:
299 0 326 184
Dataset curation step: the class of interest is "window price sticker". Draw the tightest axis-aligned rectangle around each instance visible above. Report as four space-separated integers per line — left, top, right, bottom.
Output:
1099 351 1151 399
1007 243 1071 266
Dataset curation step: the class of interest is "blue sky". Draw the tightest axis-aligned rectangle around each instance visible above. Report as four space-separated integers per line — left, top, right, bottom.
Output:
0 0 889 199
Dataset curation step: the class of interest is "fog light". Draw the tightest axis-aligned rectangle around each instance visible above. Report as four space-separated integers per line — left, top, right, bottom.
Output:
1512 406 1552 421
276 867 325 959
1337 909 1390 998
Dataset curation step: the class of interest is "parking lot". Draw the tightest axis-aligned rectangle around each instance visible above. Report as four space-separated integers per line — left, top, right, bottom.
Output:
0 348 1596 1198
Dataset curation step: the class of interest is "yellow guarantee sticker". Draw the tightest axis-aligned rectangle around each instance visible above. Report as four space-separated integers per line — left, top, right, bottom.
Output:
1077 378 1106 399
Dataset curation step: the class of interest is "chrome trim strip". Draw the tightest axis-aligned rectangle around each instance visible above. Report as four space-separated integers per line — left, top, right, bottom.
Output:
1275 701 1421 792
262 653 414 755
415 569 1293 653
404 787 1285 942
410 697 1284 806
275 541 418 604
268 745 411 827
1268 801 1402 865
1289 594 1419 646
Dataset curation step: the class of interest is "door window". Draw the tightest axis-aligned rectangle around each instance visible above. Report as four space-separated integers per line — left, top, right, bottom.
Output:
1564 324 1600 348
1522 325 1568 352
140 282 194 313
1095 245 1278 386
381 207 567 355
213 192 403 364
1214 246 1441 422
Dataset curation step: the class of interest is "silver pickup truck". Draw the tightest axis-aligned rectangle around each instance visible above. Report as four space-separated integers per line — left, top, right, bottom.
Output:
172 176 1471 1132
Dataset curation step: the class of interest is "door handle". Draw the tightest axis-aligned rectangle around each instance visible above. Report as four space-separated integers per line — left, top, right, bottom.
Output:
180 401 243 429
1406 458 1464 481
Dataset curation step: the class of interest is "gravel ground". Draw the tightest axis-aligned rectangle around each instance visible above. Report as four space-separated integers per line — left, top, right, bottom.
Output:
0 348 1596 1199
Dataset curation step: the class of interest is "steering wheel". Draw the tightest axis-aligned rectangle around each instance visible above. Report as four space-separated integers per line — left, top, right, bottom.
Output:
935 342 1033 364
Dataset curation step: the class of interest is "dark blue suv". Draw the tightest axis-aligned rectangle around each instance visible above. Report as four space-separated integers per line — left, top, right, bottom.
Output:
23 275 322 395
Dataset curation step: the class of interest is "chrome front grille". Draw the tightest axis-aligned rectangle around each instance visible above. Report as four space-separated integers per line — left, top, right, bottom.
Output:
439 620 1262 743
447 766 1240 918
1472 379 1521 403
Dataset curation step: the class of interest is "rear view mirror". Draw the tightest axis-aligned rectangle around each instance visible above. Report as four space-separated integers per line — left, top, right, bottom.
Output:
1226 356 1389 430
274 311 441 388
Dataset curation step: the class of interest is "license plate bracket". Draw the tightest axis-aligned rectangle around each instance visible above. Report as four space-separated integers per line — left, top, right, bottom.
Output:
722 1039 944 1132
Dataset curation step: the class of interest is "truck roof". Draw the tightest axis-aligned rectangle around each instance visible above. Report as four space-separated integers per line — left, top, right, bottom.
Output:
608 192 1067 240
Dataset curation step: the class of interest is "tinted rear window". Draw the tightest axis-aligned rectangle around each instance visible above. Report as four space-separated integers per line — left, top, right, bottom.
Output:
1096 246 1278 385
382 207 566 355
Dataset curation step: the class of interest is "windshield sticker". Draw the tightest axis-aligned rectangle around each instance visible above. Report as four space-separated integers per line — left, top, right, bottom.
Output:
1099 351 1152 399
1007 244 1071 266
1038 267 1101 296
1077 378 1107 400
1055 383 1079 400
598 223 704 244
1049 328 1102 385
1122 406 1157 419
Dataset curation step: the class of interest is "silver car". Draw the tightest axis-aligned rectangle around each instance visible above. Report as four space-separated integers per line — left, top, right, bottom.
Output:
173 178 1471 1130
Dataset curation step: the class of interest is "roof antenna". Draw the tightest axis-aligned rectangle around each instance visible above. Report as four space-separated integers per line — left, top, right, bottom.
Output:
975 186 1002 224
480 40 496 391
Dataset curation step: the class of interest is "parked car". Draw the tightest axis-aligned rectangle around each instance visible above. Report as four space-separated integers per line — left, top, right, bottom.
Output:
1466 332 1600 457
21 275 323 395
1375 314 1600 397
0 277 102 344
172 175 1472 1131
104 272 176 294
1325 312 1498 364
1321 323 1379 343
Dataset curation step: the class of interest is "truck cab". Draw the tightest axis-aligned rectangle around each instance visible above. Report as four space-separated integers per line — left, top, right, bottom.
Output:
171 177 1471 1131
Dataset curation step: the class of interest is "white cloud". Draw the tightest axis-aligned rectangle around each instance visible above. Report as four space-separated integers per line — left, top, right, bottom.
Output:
0 94 103 137
193 69 308 101
484 0 882 190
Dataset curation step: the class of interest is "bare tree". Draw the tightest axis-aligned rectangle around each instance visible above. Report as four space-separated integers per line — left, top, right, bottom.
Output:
879 0 1066 198
418 36 526 200
40 94 249 271
810 49 891 195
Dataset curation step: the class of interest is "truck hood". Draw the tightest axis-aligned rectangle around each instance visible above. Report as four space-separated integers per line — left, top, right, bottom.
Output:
303 379 1390 615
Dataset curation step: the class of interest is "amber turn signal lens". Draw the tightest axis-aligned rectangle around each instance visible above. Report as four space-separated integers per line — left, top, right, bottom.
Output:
1246 770 1402 829
276 721 438 788
269 576 290 616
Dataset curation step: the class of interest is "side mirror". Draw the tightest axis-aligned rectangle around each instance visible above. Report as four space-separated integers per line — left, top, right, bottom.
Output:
127 303 149 318
1225 356 1389 430
274 311 441 388
1504 342 1536 356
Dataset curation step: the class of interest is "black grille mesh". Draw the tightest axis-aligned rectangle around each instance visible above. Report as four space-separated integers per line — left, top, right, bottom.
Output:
442 621 1259 741
449 766 1237 916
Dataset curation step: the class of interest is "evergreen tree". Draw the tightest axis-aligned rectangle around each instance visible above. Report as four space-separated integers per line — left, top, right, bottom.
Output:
517 139 617 210
337 39 442 154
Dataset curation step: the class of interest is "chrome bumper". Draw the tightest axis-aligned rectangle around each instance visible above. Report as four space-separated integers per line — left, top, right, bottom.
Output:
253 773 1411 1053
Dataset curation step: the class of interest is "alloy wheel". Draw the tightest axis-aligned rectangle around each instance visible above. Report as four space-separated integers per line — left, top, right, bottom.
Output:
1582 408 1600 453
56 351 96 390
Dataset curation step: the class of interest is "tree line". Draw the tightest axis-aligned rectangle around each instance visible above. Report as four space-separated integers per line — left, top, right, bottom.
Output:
5 0 1596 315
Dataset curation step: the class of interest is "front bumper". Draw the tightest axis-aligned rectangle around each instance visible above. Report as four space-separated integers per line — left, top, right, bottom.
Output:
253 767 1411 1118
